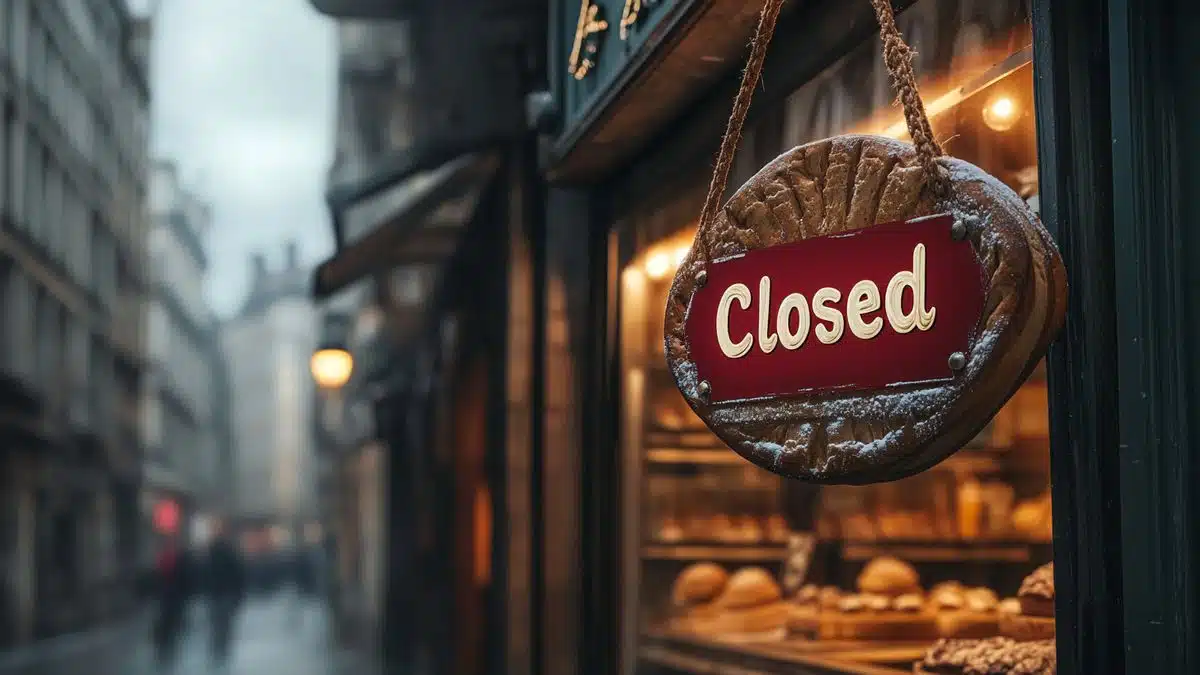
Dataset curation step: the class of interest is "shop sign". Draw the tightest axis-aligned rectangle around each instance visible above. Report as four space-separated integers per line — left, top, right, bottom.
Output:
684 214 984 403
665 135 1067 484
153 499 180 534
663 0 1066 484
562 0 674 122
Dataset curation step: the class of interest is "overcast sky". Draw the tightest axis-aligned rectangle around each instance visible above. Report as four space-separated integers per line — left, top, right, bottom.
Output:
134 0 337 317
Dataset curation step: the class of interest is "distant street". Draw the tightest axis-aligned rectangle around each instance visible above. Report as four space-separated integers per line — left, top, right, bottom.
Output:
0 595 372 675
125 595 361 675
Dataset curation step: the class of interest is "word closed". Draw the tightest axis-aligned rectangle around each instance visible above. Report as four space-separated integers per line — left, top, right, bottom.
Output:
684 214 987 403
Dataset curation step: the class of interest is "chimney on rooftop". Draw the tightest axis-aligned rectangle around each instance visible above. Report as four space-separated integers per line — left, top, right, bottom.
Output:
251 253 267 281
286 241 299 269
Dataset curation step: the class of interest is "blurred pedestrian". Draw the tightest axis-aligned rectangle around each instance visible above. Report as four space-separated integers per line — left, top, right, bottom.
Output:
152 532 193 672
205 520 246 670
287 543 316 628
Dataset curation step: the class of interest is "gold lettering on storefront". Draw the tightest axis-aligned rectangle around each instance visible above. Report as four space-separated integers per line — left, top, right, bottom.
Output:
568 0 609 80
620 0 661 40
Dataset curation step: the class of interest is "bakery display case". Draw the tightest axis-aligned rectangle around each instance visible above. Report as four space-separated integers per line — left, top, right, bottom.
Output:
621 3 1056 673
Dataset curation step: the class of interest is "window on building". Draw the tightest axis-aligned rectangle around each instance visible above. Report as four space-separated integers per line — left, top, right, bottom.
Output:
10 1 28 82
3 272 34 381
23 139 42 237
0 0 8 68
8 120 25 227
28 25 46 98
0 264 9 370
43 165 63 262
0 105 7 219
62 0 98 54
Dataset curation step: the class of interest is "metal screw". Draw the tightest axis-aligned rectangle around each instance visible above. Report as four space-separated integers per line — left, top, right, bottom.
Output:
697 380 711 400
695 269 708 287
951 220 968 241
948 352 967 371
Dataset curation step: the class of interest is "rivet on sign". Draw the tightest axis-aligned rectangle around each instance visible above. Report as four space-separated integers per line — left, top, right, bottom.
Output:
695 268 708 287
948 352 967 372
697 380 711 400
950 219 968 241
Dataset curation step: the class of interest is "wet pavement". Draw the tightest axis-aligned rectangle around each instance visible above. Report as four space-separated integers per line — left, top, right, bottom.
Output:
0 594 374 675
125 594 365 674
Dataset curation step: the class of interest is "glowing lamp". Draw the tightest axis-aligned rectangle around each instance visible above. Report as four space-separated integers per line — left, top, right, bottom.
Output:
982 94 1019 132
645 251 672 280
311 348 354 389
153 500 180 534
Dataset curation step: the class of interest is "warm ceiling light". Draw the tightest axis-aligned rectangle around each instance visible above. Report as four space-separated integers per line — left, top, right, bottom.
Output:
645 251 672 280
982 94 1019 131
674 245 690 267
311 348 354 389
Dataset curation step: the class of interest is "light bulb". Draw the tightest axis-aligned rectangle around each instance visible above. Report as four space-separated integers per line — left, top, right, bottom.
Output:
645 251 672 280
982 94 1019 132
311 348 354 389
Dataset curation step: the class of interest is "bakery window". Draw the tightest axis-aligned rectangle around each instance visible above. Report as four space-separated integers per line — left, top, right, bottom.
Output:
627 1 1055 673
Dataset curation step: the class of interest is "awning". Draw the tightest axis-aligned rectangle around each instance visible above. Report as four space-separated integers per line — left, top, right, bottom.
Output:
312 148 500 299
307 0 411 19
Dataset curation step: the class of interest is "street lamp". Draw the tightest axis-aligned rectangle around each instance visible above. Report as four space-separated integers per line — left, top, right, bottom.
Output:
311 347 354 390
312 311 355 390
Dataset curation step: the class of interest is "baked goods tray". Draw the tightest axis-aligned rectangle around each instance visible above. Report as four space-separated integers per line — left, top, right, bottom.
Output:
839 539 1045 563
641 629 918 674
643 543 788 562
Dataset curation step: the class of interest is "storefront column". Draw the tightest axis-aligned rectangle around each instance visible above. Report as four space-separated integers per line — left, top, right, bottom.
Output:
1035 0 1200 670
1107 0 1200 669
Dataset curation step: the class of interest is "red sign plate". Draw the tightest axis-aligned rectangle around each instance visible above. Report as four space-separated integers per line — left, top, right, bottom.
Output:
684 214 986 404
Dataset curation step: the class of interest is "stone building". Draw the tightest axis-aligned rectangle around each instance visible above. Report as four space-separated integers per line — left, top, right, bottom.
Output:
221 245 320 535
142 160 230 550
0 0 152 644
310 16 421 653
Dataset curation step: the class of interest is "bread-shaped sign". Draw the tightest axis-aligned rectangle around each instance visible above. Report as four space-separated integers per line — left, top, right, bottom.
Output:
665 135 1067 484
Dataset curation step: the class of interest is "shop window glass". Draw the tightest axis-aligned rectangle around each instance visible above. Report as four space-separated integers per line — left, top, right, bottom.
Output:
622 0 1047 670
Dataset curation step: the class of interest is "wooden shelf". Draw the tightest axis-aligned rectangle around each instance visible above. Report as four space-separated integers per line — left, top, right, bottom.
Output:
641 630 912 674
645 428 720 449
643 543 788 562
646 448 745 465
839 539 1042 563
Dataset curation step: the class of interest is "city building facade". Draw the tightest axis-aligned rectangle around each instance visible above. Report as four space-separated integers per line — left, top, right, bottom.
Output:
0 0 151 645
313 17 419 654
142 159 228 551
221 245 320 537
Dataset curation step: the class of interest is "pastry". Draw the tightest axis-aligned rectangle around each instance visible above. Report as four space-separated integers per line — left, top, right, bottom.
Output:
814 557 936 640
818 586 843 610
858 556 922 597
1017 563 1054 617
714 567 783 609
668 563 729 631
695 600 790 635
1000 563 1056 641
671 562 728 608
685 567 788 637
914 637 1056 674
936 587 1000 639
820 592 939 641
787 584 822 637
998 598 1021 616
817 590 939 641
